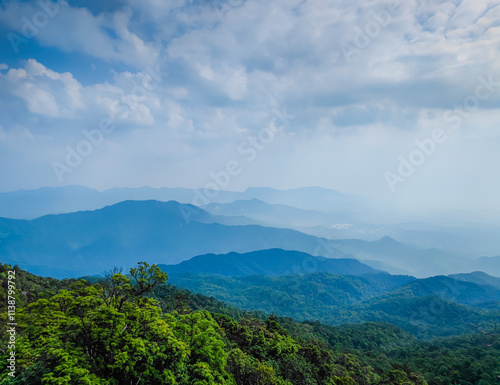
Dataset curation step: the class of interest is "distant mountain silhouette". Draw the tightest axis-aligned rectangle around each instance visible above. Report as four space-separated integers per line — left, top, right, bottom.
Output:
0 185 355 219
450 271 500 288
0 200 350 278
160 248 380 277
391 275 500 306
329 236 472 277
473 256 500 278
202 199 356 227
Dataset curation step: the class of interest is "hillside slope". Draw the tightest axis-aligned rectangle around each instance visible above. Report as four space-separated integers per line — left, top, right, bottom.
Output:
161 248 380 277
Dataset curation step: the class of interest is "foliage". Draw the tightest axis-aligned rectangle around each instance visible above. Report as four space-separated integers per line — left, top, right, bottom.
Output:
0 263 231 384
169 272 500 339
2 263 499 384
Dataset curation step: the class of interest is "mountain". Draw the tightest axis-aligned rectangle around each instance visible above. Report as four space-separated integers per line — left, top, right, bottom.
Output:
0 196 484 279
390 275 500 307
202 199 343 227
0 185 358 219
238 186 363 212
473 256 500 277
375 221 500 257
168 271 500 339
343 294 499 339
160 248 380 277
450 271 500 289
0 186 237 219
330 236 473 277
167 272 409 317
0 200 353 278
0 185 104 219
3 185 500 261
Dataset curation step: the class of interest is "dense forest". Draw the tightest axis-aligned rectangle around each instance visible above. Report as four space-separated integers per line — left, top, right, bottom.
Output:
168 272 500 339
1 263 499 384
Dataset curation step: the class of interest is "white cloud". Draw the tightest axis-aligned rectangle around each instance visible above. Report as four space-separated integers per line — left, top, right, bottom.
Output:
1 59 83 118
1 0 500 211
0 1 158 69
14 82 60 117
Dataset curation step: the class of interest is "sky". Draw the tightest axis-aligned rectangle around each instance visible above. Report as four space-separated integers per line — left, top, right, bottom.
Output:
0 0 500 211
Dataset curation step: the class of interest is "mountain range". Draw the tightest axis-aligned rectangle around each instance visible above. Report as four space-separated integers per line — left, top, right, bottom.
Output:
162 252 500 311
1 198 499 278
3 185 500 258
0 200 352 277
0 185 359 219
149 246 500 339
450 271 500 289
160 248 380 277
166 269 500 339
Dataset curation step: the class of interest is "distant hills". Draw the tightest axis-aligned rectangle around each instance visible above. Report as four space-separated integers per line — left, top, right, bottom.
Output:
329 236 474 277
167 269 500 339
202 199 340 227
3 185 500 259
0 200 355 278
390 275 500 306
160 248 380 277
167 272 412 317
0 185 357 219
344 237 500 277
450 271 500 290
1 197 498 278
158 247 500 339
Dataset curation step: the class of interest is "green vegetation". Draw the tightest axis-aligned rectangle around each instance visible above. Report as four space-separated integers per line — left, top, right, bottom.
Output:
1 263 499 384
274 319 500 385
169 272 500 339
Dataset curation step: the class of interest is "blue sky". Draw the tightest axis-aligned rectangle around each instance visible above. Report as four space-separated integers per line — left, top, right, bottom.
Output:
0 0 500 211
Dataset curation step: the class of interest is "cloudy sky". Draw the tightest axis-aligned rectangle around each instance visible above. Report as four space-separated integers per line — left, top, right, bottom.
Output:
0 0 499 211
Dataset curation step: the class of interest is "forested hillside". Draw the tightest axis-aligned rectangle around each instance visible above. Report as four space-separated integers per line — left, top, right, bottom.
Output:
169 272 500 339
1 263 499 384
160 248 380 277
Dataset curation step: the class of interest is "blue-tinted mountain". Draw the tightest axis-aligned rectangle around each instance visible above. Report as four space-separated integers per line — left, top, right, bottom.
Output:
0 185 104 219
240 186 362 212
473 256 500 277
330 236 471 277
0 185 357 219
0 200 352 278
202 198 359 227
160 248 379 277
450 271 500 289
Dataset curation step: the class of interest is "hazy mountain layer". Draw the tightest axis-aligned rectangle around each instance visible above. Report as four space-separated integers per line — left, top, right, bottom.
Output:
0 200 352 278
160 248 380 277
